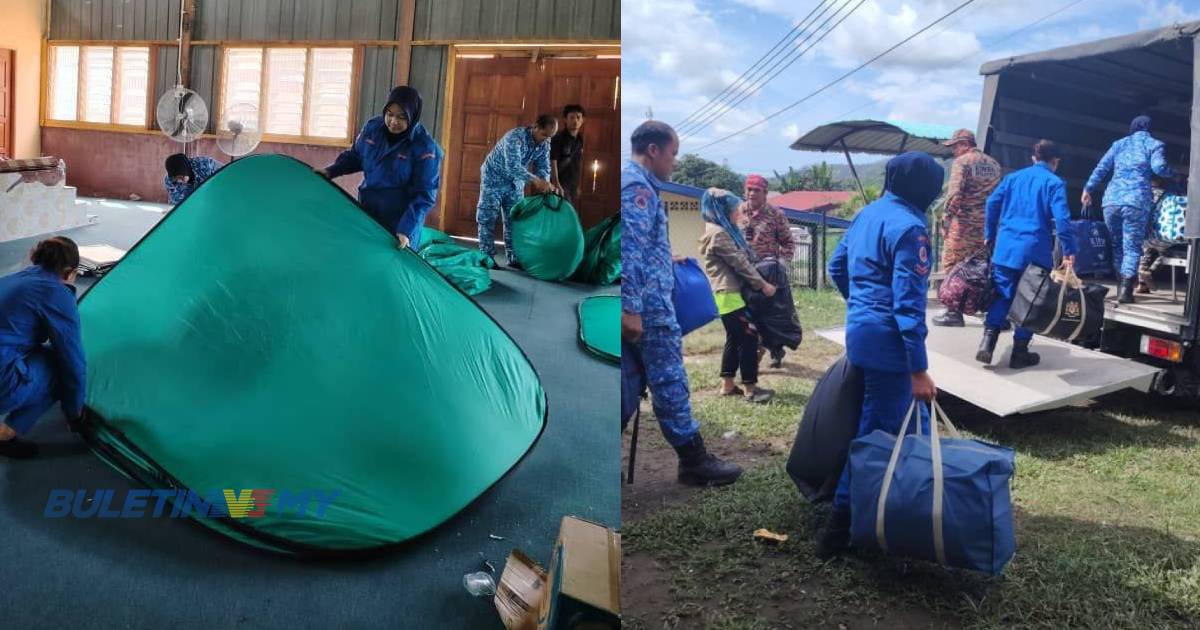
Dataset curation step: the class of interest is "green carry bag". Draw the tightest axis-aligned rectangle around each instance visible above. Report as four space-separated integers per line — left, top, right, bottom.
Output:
571 214 621 285
76 154 546 557
509 193 585 282
418 239 496 296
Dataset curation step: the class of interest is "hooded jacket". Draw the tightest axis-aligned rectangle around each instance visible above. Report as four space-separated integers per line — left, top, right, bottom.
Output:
828 152 944 373
326 88 444 248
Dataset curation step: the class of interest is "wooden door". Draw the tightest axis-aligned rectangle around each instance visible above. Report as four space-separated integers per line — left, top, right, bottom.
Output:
541 58 620 229
0 49 13 159
442 57 536 236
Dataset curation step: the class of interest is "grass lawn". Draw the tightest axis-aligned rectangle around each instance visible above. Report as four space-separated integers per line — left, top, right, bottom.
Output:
621 289 1200 630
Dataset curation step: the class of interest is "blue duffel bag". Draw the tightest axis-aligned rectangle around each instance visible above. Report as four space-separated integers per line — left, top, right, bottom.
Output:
1069 220 1112 276
672 257 718 336
848 400 1016 576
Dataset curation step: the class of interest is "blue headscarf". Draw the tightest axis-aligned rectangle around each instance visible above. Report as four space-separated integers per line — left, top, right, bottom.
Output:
1130 115 1152 134
700 187 751 252
883 152 945 213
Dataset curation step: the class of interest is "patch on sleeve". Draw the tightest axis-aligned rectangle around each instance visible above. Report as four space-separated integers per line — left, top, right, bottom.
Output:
633 186 651 210
420 152 436 160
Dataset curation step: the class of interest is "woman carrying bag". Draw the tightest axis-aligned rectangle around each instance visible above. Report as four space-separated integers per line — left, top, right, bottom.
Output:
697 188 776 404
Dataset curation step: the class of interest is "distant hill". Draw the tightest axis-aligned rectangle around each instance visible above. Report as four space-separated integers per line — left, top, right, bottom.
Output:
829 160 888 189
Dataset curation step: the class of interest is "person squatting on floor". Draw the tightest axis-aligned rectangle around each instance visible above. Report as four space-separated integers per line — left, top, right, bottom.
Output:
317 86 444 250
818 152 943 558
621 120 743 487
932 128 1002 327
978 140 1077 369
476 115 558 269
697 187 777 404
164 152 222 206
1082 115 1175 304
738 174 795 366
0 237 87 459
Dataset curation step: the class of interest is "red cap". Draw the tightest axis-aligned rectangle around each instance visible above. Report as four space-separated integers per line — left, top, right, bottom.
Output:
745 174 769 191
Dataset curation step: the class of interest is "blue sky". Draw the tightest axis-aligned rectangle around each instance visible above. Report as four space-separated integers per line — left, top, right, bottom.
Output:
621 0 1200 175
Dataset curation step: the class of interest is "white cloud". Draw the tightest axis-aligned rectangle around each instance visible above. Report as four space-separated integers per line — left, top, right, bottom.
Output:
781 122 801 139
1138 1 1200 28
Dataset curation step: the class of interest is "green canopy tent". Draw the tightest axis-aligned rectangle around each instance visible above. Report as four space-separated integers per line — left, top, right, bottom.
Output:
76 154 547 557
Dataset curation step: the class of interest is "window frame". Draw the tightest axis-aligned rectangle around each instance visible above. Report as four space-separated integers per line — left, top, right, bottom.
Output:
217 44 360 148
43 42 156 131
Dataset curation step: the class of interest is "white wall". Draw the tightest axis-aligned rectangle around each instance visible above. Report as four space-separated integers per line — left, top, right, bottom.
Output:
0 0 45 157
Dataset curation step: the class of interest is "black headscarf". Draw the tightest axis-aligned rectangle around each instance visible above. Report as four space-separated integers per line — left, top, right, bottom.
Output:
883 152 945 213
384 86 422 127
1130 115 1152 134
164 153 193 179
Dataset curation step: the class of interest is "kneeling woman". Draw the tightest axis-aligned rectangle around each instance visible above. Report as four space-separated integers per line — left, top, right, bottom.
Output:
0 237 87 458
698 188 777 404
317 86 444 250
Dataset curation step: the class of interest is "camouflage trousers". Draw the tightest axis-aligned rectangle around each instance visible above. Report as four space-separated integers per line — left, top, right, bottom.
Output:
940 211 986 272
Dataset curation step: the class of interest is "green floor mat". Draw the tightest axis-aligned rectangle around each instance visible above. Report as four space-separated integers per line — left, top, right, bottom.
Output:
577 295 620 363
76 154 546 557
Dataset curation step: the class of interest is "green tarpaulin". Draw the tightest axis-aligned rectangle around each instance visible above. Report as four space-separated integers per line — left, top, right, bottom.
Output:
76 154 546 556
572 214 621 286
510 194 585 282
577 295 620 363
417 229 495 296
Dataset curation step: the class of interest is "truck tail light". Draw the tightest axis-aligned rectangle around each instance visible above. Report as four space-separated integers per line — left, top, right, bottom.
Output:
1140 335 1184 363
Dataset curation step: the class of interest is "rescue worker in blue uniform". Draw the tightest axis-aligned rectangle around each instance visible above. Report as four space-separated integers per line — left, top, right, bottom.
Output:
477 116 558 270
0 237 87 459
978 140 1077 368
1082 115 1175 303
819 152 943 558
622 120 742 486
164 153 222 206
318 86 444 250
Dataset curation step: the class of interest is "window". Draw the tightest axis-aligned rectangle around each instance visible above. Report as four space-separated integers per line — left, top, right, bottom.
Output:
220 46 355 142
47 45 150 126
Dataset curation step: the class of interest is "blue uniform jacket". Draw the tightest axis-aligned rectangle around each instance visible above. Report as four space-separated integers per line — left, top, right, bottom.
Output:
481 127 551 188
829 152 944 374
1084 131 1174 212
327 117 444 248
621 160 676 328
164 156 222 205
985 162 1077 270
0 266 86 416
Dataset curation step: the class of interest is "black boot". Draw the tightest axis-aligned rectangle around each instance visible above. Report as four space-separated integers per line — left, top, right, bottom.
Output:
976 328 1000 364
815 507 852 560
768 347 785 369
1009 338 1041 369
1117 277 1135 304
0 437 39 459
932 310 965 327
675 434 743 487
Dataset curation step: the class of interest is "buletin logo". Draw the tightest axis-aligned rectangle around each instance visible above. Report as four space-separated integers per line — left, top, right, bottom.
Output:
44 488 340 519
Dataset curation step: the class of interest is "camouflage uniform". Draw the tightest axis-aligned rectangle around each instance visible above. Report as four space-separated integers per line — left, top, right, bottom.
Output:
477 126 552 263
1085 130 1174 278
940 148 1001 272
738 201 795 262
621 160 700 448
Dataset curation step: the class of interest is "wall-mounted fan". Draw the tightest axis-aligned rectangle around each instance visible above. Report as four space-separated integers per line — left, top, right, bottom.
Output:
156 86 208 143
216 103 263 159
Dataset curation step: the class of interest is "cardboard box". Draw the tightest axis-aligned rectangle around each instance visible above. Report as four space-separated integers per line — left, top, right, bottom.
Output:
494 516 620 630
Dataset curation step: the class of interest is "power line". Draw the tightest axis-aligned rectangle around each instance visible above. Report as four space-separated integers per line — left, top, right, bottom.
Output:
673 0 834 130
690 0 980 153
678 0 865 140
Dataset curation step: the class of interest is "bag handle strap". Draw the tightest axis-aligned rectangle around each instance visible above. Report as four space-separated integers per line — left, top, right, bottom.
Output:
875 398 956 565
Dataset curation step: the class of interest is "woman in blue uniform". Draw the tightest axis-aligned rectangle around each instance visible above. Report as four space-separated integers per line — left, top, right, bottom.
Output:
0 237 87 459
819 152 943 558
317 86 444 250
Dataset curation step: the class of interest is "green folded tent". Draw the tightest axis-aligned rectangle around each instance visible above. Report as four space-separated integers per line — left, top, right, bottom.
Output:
417 229 496 296
76 154 546 557
577 295 620 363
509 194 585 282
571 214 621 286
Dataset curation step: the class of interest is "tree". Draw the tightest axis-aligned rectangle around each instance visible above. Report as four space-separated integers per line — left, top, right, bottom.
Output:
771 161 837 192
837 184 881 219
672 154 745 191
806 162 835 191
772 166 809 193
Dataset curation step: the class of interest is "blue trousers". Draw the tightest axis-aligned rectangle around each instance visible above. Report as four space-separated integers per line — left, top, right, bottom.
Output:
985 264 1033 342
636 324 701 448
1104 205 1150 279
835 369 926 511
476 181 523 263
0 349 60 435
833 368 929 511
